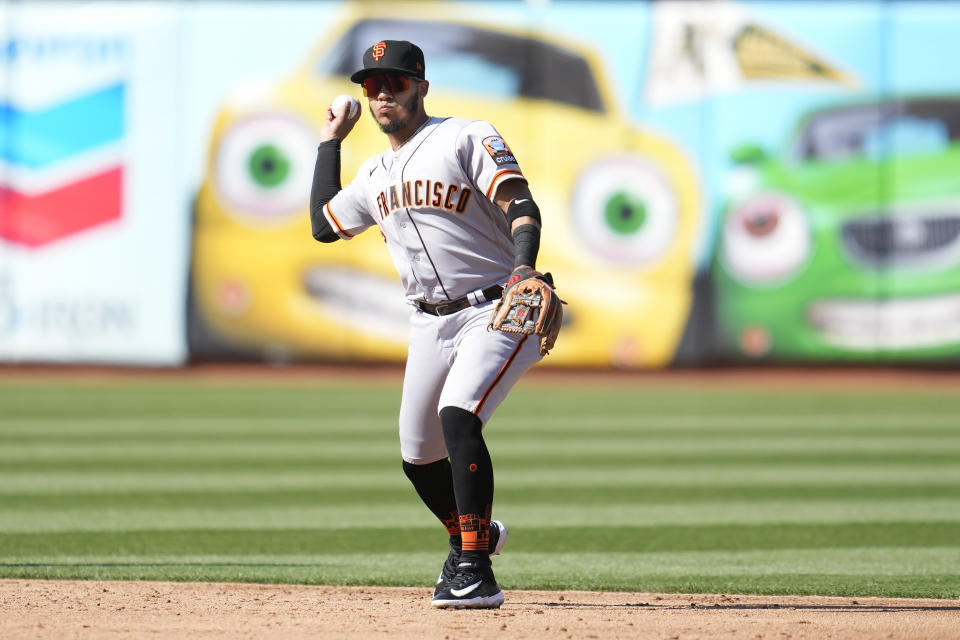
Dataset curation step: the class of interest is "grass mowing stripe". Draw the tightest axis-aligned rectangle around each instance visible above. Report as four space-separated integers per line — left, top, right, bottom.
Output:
6 547 956 576
1 523 958 557
5 413 960 434
506 547 960 577
3 385 958 409
1 464 958 493
5 499 960 533
6 436 960 459
1 484 958 509
5 452 959 472
0 388 402 419
6 426 959 449
2 549 958 597
1 561 953 597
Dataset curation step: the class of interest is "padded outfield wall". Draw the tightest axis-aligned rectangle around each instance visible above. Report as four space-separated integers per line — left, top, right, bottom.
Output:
1 1 959 367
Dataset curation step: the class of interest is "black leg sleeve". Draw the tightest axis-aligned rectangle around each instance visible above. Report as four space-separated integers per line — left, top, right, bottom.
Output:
401 458 461 536
440 406 494 555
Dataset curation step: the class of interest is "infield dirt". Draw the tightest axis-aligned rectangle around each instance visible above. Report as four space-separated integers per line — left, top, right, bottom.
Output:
2 580 958 639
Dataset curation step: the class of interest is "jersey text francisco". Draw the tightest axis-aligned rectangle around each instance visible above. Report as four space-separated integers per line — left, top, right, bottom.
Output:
375 179 473 219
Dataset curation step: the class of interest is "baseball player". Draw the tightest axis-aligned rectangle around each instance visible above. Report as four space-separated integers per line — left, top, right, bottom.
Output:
309 40 560 609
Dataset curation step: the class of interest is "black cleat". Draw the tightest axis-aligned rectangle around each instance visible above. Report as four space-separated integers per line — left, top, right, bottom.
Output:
433 520 507 599
432 558 504 609
434 544 461 599
488 519 508 556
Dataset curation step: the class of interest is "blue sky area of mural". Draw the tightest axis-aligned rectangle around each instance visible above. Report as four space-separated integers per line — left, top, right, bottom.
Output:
502 1 960 267
501 1 959 147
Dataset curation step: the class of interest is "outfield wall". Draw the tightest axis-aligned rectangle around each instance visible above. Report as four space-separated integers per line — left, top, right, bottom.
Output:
1 1 959 367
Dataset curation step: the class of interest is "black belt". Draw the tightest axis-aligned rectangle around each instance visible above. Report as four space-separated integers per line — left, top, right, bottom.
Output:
415 285 503 316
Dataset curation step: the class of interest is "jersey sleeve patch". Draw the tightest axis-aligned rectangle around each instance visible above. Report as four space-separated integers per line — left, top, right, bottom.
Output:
482 135 518 167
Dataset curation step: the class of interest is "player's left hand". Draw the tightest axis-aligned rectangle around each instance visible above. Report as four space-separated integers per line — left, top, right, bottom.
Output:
502 266 546 293
490 270 563 356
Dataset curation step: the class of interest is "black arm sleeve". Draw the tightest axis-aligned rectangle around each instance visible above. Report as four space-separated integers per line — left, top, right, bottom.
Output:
512 224 540 269
506 198 542 269
310 139 343 243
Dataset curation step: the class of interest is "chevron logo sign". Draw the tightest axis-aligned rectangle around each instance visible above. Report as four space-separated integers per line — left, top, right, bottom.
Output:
0 83 125 248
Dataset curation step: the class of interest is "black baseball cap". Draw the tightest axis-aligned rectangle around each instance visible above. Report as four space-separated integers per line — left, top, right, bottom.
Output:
350 40 426 83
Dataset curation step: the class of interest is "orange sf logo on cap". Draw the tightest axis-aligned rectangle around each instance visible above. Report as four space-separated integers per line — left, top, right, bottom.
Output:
372 42 386 61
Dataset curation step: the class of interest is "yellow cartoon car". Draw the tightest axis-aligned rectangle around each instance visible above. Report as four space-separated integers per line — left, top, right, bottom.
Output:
191 7 702 367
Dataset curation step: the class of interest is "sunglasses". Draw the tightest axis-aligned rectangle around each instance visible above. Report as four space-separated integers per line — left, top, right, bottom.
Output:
361 73 411 97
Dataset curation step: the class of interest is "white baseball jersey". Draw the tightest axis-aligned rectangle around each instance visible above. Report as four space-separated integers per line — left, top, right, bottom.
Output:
322 116 542 464
322 117 523 304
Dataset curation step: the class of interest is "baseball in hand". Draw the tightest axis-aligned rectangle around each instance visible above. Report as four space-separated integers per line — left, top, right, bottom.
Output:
331 94 360 120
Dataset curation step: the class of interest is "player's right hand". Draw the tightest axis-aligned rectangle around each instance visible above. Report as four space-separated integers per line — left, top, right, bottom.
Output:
319 100 361 143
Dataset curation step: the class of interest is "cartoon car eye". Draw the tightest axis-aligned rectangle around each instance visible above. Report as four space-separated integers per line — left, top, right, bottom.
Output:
214 114 317 221
572 156 678 265
722 193 812 284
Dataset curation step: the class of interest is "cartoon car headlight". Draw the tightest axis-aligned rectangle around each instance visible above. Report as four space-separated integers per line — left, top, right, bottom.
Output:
722 193 812 285
573 155 679 267
214 114 318 221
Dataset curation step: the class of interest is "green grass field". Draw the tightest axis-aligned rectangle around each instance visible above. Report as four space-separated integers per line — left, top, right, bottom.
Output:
1 376 958 598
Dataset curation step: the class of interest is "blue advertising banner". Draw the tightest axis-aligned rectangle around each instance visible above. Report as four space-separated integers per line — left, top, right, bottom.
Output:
0 3 188 364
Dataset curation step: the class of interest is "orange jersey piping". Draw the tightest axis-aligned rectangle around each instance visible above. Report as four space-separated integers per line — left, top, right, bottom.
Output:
484 169 525 200
324 203 354 238
474 334 529 416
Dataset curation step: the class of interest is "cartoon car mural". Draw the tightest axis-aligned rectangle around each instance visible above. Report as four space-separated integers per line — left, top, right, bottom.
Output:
190 6 702 367
713 96 960 360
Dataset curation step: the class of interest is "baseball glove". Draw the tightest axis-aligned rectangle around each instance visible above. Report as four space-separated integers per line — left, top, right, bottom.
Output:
488 270 564 356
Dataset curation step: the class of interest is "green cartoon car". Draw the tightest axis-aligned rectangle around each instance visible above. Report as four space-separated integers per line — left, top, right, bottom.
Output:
713 96 960 361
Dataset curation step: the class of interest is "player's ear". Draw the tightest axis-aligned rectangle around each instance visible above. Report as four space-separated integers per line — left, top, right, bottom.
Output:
418 80 429 98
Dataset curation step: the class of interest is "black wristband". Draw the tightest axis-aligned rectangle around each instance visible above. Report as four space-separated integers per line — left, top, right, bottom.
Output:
310 139 343 243
506 198 541 226
512 223 540 269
